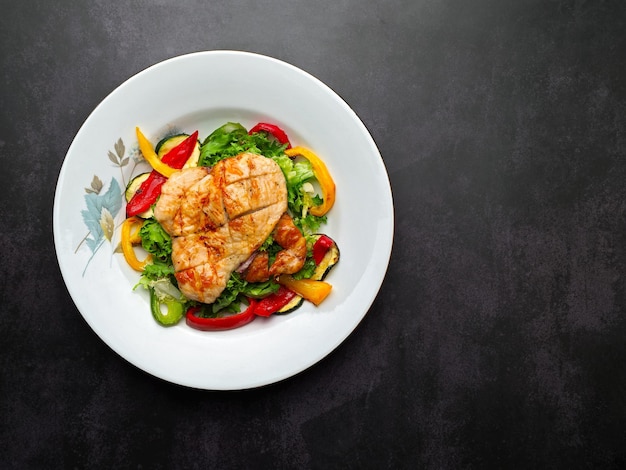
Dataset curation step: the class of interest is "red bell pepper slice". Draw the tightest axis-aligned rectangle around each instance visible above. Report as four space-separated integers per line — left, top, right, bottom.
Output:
161 130 199 167
248 122 292 149
253 286 297 317
313 235 334 265
186 298 258 331
126 173 167 217
126 131 199 217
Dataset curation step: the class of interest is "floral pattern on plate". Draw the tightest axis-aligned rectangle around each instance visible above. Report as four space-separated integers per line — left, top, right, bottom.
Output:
75 130 181 275
76 138 140 275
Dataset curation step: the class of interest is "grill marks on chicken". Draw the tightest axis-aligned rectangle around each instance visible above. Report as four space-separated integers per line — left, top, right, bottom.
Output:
154 152 289 304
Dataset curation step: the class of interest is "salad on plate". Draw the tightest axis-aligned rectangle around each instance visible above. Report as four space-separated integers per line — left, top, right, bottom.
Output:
120 121 340 331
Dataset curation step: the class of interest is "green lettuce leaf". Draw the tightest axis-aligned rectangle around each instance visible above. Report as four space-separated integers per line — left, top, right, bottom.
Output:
211 272 280 314
140 218 172 263
198 122 287 167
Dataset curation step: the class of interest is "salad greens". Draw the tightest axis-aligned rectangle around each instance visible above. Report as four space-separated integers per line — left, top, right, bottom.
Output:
134 122 329 320
208 273 279 315
134 223 187 326
139 218 172 262
271 154 326 233
199 122 287 166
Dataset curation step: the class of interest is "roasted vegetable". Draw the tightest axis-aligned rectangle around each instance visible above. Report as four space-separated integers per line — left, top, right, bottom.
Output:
125 173 153 218
186 299 257 331
277 275 332 306
155 133 201 168
121 216 152 271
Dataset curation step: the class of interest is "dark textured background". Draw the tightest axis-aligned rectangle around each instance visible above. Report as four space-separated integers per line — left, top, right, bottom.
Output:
2 0 626 468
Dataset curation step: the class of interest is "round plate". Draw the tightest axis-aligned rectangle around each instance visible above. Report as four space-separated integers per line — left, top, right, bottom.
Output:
53 51 394 390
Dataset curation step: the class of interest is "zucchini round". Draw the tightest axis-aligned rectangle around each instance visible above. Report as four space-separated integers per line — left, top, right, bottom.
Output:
311 234 340 281
275 295 304 315
125 172 153 218
155 134 201 168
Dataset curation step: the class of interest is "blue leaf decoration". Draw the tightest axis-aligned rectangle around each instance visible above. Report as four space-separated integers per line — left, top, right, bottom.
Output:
101 177 122 217
80 177 122 254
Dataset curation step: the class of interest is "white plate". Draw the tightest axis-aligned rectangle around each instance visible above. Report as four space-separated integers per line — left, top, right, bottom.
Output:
53 51 394 390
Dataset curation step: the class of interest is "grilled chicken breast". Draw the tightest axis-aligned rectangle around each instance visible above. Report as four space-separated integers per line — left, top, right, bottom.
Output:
154 152 288 304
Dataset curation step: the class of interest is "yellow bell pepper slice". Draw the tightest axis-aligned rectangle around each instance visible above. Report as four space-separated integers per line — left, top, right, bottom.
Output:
285 146 336 217
135 127 178 178
121 216 152 271
277 275 332 306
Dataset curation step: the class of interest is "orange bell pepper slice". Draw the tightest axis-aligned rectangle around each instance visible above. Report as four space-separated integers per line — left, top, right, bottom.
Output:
285 146 336 217
121 216 152 271
277 275 332 306
135 127 178 178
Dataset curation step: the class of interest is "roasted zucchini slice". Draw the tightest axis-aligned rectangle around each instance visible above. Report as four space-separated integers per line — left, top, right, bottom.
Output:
276 295 304 314
311 234 340 281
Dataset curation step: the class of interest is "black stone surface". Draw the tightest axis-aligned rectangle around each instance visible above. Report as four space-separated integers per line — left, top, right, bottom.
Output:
2 1 626 468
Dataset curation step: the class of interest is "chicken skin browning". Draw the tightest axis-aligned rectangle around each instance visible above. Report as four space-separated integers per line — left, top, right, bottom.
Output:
242 213 306 283
154 152 288 304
